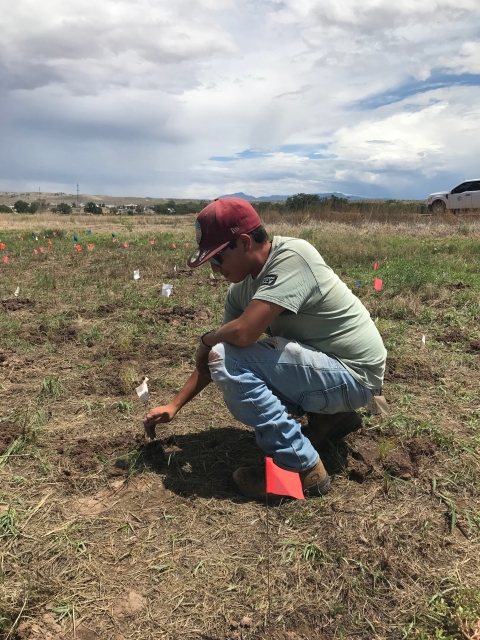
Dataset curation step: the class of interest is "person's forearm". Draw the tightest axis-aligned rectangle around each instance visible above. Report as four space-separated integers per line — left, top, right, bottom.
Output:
202 320 250 348
170 369 211 413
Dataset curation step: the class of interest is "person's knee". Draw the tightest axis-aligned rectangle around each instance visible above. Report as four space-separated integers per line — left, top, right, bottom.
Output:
208 342 225 376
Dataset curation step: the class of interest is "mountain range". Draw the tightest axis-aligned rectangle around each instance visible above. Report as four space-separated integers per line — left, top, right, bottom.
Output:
221 191 367 201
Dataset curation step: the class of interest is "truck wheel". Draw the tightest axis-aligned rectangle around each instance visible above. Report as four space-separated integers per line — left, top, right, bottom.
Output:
432 200 446 215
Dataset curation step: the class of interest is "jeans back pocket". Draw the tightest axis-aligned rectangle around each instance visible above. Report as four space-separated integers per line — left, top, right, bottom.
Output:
299 383 354 414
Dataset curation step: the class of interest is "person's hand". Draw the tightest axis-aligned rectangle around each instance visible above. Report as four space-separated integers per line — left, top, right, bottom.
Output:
195 345 212 379
143 404 177 440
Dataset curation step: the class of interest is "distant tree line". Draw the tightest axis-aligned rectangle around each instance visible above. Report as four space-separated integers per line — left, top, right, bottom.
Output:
250 194 427 215
150 200 210 215
2 194 427 216
8 199 47 214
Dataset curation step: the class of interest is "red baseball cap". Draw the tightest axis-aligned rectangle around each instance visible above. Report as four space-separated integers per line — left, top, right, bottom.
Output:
187 198 262 268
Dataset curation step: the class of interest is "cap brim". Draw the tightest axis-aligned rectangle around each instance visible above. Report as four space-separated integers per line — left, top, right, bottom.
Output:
186 240 230 268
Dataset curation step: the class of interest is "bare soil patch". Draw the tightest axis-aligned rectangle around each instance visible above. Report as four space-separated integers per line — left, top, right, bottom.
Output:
1 298 36 311
0 421 24 455
144 304 212 327
383 357 440 383
344 433 436 482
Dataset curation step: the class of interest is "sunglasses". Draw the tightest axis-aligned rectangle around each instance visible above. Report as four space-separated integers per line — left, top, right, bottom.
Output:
209 240 236 266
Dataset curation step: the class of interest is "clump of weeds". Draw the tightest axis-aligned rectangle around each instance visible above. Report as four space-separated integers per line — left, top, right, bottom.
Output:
38 375 65 402
118 366 137 395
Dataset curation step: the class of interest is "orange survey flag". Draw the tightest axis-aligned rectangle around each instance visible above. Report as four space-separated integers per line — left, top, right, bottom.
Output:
265 457 304 500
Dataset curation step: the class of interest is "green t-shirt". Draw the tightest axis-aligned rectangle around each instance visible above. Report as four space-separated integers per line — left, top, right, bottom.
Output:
223 236 386 389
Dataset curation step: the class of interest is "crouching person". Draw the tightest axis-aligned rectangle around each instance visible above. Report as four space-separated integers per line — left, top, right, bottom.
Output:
144 198 386 501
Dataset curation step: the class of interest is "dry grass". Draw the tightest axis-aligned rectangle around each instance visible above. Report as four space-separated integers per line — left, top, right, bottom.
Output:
0 212 479 640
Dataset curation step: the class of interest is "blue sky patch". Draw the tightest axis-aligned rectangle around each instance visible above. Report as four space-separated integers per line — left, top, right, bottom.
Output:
354 70 480 110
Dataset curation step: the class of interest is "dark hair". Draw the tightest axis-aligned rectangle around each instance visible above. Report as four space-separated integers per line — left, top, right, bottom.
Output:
230 225 268 249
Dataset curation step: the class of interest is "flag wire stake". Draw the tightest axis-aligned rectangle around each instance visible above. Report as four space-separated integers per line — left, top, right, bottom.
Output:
265 488 272 632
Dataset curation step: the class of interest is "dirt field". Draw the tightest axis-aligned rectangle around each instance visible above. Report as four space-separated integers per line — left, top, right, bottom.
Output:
0 213 479 639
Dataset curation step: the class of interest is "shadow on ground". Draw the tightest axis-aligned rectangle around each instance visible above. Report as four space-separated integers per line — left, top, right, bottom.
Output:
132 425 350 501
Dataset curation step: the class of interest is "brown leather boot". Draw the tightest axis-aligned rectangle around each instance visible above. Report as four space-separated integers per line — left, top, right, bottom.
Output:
232 459 330 501
302 411 363 449
299 459 331 497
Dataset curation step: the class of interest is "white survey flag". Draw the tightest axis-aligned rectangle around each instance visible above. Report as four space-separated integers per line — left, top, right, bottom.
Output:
162 283 173 297
135 377 149 403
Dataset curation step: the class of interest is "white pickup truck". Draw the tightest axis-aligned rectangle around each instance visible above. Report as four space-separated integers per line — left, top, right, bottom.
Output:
428 180 480 214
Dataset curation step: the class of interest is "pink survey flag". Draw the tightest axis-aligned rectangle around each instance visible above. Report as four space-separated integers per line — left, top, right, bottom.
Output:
150 239 155 245
123 242 128 248
39 247 44 253
265 457 304 500
3 256 8 263
33 249 38 255
112 238 116 243
172 243 176 249
374 277 383 291
185 242 189 247
374 261 379 270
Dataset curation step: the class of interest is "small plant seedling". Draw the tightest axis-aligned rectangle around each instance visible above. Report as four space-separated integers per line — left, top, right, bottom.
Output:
0 507 19 539
52 600 74 623
118 401 133 413
39 375 65 402
377 437 397 461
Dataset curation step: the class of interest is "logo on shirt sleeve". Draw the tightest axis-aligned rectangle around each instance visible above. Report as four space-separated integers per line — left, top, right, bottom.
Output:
262 274 278 286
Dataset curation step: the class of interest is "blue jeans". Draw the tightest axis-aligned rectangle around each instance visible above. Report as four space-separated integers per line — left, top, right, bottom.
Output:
208 337 378 472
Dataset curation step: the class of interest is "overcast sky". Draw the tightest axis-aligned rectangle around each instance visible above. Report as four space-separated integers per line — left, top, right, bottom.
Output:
1 0 480 199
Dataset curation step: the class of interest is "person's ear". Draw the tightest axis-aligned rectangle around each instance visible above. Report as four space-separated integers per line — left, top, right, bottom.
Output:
238 234 251 251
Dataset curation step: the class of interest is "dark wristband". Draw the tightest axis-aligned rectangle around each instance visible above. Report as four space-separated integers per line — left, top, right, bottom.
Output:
200 331 213 349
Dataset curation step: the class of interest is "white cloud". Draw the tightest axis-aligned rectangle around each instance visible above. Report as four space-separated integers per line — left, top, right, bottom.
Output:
1 0 480 198
442 41 480 74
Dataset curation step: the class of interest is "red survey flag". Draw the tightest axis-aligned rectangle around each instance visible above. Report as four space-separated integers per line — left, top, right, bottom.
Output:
0 243 5 250
47 246 51 252
3 256 8 263
374 261 379 270
88 243 93 249
76 245 82 251
374 277 383 291
265 457 304 500
48 239 52 245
